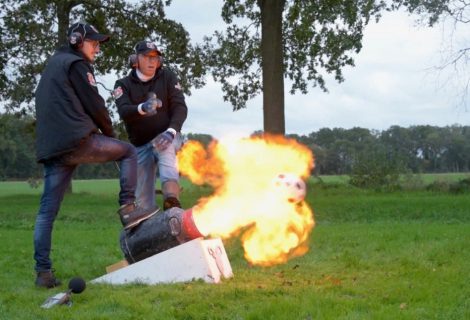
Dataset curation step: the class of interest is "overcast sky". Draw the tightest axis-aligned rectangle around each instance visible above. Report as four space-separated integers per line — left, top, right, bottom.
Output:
160 1 470 139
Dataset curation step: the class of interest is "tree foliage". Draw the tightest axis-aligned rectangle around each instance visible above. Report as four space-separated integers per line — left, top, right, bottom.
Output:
0 113 39 179
2 113 469 180
292 124 470 176
0 0 207 114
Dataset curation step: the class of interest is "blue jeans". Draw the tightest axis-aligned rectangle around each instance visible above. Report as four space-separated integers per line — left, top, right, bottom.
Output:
135 133 182 210
33 133 137 272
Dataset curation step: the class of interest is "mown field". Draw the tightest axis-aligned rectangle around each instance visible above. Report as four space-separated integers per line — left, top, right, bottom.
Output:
0 175 469 319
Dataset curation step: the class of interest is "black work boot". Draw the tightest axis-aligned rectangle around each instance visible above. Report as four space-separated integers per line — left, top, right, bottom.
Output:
118 203 159 230
35 270 61 289
163 196 182 210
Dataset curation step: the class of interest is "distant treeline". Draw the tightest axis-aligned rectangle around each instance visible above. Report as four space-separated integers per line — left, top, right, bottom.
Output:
0 113 469 181
288 125 470 175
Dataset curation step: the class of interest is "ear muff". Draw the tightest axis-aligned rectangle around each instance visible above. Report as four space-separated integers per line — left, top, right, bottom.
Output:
68 23 86 49
69 32 83 49
127 42 139 69
128 53 138 69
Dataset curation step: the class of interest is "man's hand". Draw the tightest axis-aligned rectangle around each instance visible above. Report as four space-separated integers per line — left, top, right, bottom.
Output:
139 93 162 115
152 129 176 152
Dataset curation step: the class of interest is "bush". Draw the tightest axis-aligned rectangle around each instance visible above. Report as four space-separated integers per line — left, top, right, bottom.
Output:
348 149 405 191
449 178 470 194
426 180 450 192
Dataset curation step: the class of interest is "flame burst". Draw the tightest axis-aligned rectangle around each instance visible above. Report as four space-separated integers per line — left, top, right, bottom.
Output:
177 134 315 266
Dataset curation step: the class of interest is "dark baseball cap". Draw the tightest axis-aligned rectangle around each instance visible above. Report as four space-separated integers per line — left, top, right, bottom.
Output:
134 41 163 56
68 22 110 42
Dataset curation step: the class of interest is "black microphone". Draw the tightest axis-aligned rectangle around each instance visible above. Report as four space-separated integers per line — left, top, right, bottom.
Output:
41 277 86 308
69 277 86 294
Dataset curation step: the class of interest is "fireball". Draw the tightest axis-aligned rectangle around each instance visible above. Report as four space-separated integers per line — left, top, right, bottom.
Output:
177 134 315 266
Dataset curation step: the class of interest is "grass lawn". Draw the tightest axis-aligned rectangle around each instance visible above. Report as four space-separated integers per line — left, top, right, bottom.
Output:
0 176 469 319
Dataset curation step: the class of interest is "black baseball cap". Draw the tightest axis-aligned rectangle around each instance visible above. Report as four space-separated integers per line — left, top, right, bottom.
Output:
134 41 163 56
68 22 110 42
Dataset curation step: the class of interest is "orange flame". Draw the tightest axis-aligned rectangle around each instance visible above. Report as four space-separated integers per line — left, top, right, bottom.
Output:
177 134 315 266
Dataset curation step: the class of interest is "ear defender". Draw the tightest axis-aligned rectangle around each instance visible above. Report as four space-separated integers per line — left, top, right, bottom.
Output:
68 23 87 49
69 32 83 49
128 53 138 69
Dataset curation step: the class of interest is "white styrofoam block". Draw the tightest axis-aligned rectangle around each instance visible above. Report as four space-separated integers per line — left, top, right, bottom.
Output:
91 237 233 285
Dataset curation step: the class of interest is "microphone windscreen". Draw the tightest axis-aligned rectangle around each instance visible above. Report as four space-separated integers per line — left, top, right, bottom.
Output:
68 277 86 294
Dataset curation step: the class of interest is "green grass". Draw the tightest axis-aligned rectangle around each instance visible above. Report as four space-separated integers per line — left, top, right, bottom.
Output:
0 175 469 319
416 172 470 184
309 172 470 186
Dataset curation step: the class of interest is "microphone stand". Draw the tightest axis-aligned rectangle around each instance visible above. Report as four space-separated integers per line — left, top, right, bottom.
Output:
40 290 72 309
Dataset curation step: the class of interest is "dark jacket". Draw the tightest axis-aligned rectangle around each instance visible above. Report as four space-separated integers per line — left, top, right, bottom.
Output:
114 67 187 147
35 46 114 162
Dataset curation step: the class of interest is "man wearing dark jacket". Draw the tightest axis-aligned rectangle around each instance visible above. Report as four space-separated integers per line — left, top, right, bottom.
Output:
114 41 187 212
34 23 157 288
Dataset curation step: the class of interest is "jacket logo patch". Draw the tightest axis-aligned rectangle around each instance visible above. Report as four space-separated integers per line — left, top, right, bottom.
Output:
87 72 97 86
113 86 123 99
175 82 182 91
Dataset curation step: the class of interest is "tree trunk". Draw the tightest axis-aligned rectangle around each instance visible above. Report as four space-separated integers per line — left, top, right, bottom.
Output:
259 0 286 135
55 1 79 47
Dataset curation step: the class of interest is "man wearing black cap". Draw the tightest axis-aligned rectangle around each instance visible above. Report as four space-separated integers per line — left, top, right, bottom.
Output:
114 41 187 212
33 23 158 288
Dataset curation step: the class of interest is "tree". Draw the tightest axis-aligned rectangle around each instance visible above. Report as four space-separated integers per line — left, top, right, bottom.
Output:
0 112 135 180
432 1 470 110
203 0 384 134
0 0 207 114
444 125 470 172
0 113 40 180
380 125 420 172
202 0 453 135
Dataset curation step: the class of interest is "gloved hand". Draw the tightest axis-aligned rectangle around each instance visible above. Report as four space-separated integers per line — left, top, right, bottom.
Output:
152 129 175 152
139 93 162 115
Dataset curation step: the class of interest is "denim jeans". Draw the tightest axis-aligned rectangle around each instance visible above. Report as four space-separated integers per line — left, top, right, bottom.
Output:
33 133 137 272
135 133 182 210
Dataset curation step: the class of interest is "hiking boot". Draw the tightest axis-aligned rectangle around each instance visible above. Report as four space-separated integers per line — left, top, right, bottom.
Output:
163 196 182 210
35 270 61 289
118 203 159 230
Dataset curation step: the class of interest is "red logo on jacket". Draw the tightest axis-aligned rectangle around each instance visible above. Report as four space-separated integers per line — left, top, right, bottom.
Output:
87 72 97 86
113 86 123 99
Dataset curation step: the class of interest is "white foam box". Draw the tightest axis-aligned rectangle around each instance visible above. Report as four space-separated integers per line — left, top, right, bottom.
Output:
91 237 233 285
